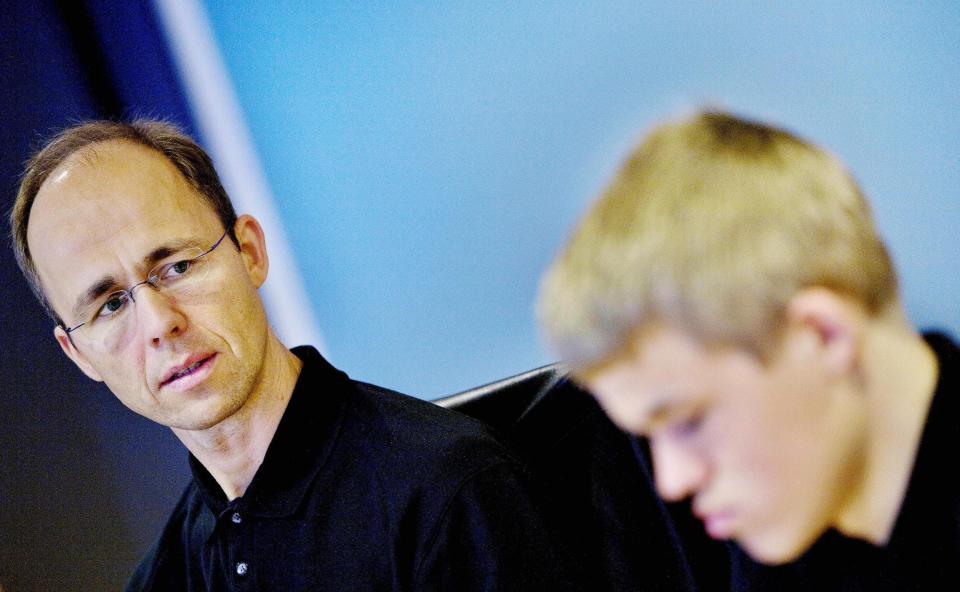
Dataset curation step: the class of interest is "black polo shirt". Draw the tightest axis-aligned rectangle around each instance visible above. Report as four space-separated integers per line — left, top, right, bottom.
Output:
126 346 577 591
730 332 960 591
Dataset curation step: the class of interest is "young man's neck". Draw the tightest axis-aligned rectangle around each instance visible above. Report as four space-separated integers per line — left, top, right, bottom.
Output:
836 311 938 545
173 333 303 500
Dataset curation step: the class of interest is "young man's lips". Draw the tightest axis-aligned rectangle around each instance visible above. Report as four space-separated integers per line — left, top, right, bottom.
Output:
700 511 737 540
160 354 217 390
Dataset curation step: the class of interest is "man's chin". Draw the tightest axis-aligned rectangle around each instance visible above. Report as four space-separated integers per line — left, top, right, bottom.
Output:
169 416 225 432
163 401 239 432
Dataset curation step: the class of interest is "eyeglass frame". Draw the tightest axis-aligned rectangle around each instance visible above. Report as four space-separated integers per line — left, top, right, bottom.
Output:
61 230 231 336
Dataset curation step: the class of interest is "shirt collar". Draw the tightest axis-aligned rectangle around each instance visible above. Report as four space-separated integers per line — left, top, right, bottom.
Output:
887 332 959 546
189 345 351 518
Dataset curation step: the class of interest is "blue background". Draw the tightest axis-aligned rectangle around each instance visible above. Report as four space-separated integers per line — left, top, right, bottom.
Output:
203 1 959 397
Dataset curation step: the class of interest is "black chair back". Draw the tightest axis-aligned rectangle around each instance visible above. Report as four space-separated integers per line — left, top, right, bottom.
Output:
434 363 564 427
435 365 731 592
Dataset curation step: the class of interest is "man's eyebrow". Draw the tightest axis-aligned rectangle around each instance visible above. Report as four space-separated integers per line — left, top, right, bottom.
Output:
72 276 119 321
141 238 202 269
70 238 204 321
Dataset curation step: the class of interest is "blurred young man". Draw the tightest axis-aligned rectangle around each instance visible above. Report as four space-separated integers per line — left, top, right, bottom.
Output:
12 120 575 591
538 111 959 589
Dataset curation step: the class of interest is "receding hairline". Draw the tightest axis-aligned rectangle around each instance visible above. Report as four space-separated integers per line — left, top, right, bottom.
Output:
27 139 205 242
40 137 177 184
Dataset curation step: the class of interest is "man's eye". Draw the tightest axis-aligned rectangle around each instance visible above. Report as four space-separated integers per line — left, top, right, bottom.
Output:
164 259 192 278
96 295 128 318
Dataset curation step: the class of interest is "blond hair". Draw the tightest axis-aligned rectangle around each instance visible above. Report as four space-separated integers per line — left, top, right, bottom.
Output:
538 111 897 370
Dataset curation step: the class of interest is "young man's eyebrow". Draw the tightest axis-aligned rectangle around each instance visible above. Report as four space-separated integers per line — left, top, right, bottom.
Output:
643 399 696 432
643 401 673 431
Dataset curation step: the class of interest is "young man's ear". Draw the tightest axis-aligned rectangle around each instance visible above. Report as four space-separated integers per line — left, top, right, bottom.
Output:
785 287 865 377
54 326 104 382
232 214 270 288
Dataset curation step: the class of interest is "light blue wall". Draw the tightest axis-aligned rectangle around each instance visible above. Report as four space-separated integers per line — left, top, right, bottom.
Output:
202 1 959 398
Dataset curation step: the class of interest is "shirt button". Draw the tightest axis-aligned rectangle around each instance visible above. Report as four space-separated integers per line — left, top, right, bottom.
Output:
231 512 242 524
236 562 249 576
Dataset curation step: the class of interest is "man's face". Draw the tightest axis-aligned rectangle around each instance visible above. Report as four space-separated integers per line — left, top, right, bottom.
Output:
28 141 271 431
586 323 865 564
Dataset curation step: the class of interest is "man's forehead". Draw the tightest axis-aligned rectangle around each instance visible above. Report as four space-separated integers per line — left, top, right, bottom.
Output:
26 140 220 317
39 140 175 194
29 141 206 237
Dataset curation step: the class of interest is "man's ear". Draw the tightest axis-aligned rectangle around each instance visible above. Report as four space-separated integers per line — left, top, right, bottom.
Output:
233 214 270 288
54 326 104 382
784 287 865 377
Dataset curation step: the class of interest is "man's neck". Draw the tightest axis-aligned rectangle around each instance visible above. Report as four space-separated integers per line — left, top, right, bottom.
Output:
172 334 303 500
837 315 939 545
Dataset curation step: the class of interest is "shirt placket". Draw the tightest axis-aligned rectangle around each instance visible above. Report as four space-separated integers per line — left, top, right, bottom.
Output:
217 501 256 590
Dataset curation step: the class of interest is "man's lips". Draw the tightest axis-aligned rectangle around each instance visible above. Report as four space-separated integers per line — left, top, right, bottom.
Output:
160 353 216 389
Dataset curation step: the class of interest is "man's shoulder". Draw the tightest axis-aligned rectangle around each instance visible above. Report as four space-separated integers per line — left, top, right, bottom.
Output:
346 379 518 471
311 376 533 512
292 345 518 475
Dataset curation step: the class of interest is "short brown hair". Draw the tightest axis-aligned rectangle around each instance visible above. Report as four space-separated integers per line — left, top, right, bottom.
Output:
538 111 897 371
10 119 238 324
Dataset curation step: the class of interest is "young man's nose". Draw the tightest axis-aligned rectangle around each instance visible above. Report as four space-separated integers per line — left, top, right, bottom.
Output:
650 436 708 502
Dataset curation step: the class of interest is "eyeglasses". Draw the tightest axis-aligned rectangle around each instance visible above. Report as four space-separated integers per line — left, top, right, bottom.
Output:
63 231 230 347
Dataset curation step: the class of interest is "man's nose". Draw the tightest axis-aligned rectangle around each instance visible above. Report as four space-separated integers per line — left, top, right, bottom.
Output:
650 436 708 502
132 285 187 345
